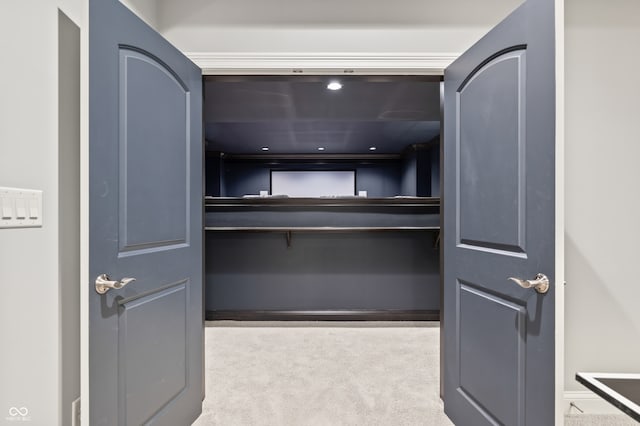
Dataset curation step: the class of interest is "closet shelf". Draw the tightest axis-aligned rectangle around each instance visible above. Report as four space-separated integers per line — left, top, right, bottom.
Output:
205 226 439 232
205 196 439 208
204 196 440 231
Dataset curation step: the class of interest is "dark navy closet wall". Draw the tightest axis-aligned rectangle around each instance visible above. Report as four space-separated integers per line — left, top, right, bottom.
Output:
206 231 439 311
205 153 222 197
204 153 441 317
430 144 441 197
401 142 440 197
401 150 418 195
221 160 402 197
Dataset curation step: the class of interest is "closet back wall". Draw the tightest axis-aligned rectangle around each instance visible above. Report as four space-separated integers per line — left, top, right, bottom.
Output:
219 160 403 197
204 157 440 318
205 231 439 314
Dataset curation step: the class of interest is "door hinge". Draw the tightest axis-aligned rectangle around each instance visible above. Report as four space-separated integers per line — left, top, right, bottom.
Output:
71 397 81 426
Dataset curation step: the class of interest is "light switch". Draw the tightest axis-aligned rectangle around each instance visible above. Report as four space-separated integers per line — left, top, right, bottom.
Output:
2 198 13 219
15 198 26 219
29 198 39 219
0 187 42 228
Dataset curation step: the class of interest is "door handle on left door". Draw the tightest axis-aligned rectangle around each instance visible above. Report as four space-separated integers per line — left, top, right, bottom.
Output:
508 273 550 294
95 274 136 294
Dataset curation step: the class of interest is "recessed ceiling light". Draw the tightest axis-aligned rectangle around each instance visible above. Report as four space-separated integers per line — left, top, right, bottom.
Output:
327 81 342 91
369 146 377 151
261 147 269 151
317 147 325 151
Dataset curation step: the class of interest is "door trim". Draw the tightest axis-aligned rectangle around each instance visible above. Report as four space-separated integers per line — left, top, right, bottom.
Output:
185 52 459 75
554 0 566 424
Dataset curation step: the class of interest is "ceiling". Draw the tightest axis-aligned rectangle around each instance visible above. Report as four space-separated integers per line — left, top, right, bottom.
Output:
158 0 523 29
204 76 441 155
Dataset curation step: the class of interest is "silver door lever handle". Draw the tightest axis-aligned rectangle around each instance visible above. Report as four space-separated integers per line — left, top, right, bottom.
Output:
95 274 136 294
508 273 549 294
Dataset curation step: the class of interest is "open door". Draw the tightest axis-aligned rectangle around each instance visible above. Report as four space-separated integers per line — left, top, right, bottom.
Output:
89 0 203 424
443 0 558 425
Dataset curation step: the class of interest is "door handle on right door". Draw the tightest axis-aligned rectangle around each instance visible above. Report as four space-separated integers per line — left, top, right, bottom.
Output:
508 273 550 294
95 274 136 294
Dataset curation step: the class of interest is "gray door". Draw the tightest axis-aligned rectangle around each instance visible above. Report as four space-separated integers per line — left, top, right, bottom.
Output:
443 0 557 425
89 0 203 424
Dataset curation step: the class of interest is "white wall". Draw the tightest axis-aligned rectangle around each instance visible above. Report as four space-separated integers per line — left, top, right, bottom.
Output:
157 0 521 54
564 0 640 392
119 0 159 30
0 1 84 425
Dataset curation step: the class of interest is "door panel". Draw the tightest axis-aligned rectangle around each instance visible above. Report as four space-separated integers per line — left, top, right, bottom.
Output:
89 0 203 425
444 0 556 425
118 48 190 253
458 283 526 425
119 281 188 425
458 49 527 254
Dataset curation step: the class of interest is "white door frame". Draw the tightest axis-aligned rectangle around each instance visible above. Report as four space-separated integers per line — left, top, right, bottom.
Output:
185 52 458 75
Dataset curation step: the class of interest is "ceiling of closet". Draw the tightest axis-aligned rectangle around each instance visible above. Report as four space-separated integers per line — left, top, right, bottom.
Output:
204 76 441 155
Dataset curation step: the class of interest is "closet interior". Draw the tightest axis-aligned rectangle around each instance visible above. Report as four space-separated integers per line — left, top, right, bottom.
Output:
203 75 442 320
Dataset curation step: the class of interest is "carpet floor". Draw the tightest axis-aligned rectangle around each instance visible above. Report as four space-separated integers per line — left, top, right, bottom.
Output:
565 414 638 426
193 321 451 426
192 322 637 426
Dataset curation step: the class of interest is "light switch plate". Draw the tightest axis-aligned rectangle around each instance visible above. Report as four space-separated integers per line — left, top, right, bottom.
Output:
0 187 43 229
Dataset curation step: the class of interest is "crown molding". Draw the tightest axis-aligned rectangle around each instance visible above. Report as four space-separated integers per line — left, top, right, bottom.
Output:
185 52 459 75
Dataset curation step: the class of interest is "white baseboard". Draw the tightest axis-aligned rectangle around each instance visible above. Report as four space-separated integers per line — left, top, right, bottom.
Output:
564 391 622 415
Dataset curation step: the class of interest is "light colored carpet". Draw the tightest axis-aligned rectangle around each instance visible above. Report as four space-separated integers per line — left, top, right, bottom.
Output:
193 321 453 426
192 322 639 426
565 414 638 426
